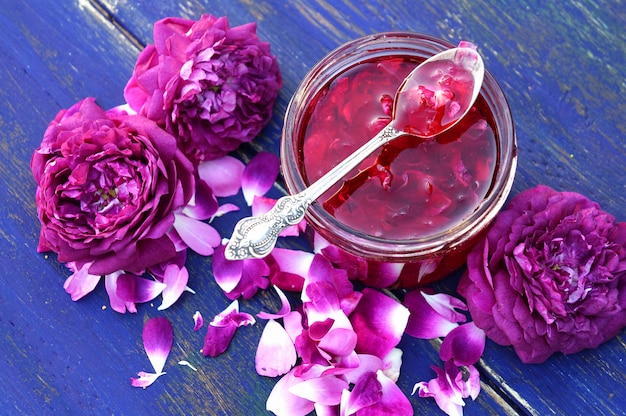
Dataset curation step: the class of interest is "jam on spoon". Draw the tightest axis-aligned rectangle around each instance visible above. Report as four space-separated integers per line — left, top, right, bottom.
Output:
226 42 485 261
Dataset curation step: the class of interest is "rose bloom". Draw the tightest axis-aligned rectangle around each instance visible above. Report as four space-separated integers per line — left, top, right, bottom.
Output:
31 97 195 276
124 14 282 162
459 185 626 363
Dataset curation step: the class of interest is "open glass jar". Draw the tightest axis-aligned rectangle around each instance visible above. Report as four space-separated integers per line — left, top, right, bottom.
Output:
281 32 517 288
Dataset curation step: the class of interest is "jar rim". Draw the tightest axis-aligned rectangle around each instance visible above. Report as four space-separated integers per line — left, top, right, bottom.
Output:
281 32 517 261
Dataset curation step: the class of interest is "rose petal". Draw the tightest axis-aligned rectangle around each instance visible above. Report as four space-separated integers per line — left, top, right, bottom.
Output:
197 155 245 197
381 348 403 382
211 203 240 220
63 262 100 301
182 179 219 220
105 272 137 314
343 371 382 415
267 248 314 292
131 371 164 389
212 244 243 293
143 317 173 374
404 290 465 339
258 286 292 319
116 274 166 303
158 264 190 310
350 288 409 358
317 327 357 357
193 311 204 331
266 368 315 416
242 152 280 206
256 319 297 377
414 360 472 416
439 321 486 366
202 300 255 357
288 376 348 406
173 213 221 255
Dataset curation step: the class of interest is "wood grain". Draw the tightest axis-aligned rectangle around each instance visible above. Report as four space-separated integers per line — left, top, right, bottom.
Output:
0 0 624 415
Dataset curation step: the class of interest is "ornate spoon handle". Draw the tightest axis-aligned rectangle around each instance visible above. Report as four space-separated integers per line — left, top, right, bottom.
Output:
225 124 401 260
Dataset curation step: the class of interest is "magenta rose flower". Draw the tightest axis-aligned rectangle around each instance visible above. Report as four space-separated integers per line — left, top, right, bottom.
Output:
31 97 195 276
124 14 282 162
458 185 626 363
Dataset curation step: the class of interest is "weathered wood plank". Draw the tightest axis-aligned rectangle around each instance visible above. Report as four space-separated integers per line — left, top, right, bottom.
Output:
0 0 624 415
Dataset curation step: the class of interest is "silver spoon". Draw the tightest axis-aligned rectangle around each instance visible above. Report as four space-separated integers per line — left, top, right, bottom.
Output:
225 44 485 261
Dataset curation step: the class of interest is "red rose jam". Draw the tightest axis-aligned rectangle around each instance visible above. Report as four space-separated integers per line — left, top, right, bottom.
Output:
299 56 497 240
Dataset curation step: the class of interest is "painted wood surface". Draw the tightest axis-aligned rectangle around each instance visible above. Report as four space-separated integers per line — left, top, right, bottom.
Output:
0 0 624 415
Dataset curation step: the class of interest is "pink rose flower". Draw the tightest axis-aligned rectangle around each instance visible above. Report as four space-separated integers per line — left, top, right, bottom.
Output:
459 185 626 363
124 14 282 162
31 98 195 276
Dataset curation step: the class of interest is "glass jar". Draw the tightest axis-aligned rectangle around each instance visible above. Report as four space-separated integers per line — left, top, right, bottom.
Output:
281 32 517 288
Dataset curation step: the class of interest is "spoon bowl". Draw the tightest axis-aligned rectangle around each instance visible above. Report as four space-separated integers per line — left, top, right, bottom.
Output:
225 43 485 261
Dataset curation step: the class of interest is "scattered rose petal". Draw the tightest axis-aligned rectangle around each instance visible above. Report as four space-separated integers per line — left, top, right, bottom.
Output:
266 368 315 416
197 155 245 197
256 319 297 377
202 300 255 357
105 272 137 314
63 262 100 301
173 213 221 255
131 317 173 388
350 288 410 359
116 274 166 303
193 311 204 331
182 179 219 220
439 322 486 366
131 371 163 389
267 248 315 292
242 152 280 206
211 203 240 220
158 264 190 310
414 360 480 416
212 244 244 293
288 375 348 406
404 290 467 339
258 286 292 319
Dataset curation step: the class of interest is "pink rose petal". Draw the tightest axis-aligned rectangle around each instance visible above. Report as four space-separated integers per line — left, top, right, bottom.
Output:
131 317 173 388
63 262 100 301
116 274 166 303
130 371 162 389
242 152 280 206
343 371 382 415
193 311 204 331
105 273 137 314
211 203 240 220
202 300 255 357
173 213 221 255
414 360 479 416
182 179 219 220
439 321 486 366
257 286 292 319
404 290 465 339
143 317 173 374
288 375 348 406
317 327 357 357
212 244 244 293
350 288 409 359
256 319 297 377
266 368 315 416
197 155 245 197
267 248 314 292
158 264 190 310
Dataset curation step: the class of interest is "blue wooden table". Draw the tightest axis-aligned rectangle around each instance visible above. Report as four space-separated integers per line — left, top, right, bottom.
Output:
1 1 625 415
